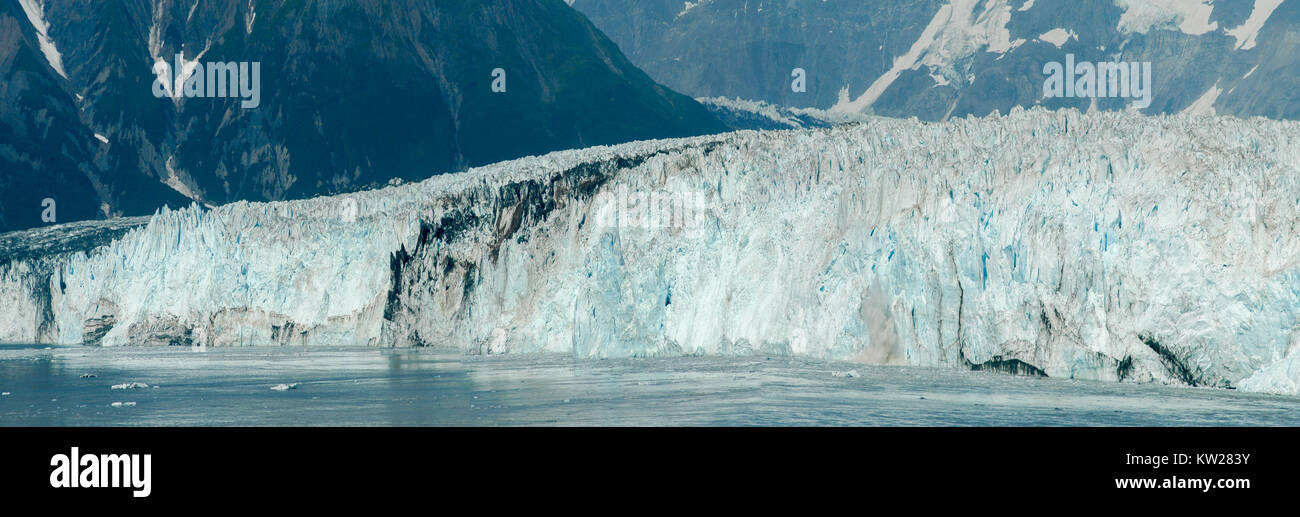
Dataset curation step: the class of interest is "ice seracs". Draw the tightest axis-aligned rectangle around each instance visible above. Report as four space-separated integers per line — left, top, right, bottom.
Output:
2 107 1299 396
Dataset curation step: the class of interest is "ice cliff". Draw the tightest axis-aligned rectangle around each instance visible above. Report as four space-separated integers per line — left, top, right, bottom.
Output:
3 107 1299 395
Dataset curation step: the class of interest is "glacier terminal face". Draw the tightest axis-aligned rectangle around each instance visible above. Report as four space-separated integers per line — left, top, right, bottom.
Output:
2 107 1299 395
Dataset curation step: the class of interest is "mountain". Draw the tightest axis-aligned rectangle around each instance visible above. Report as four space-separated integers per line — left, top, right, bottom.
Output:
4 107 1299 395
571 0 1300 120
0 0 725 233
1 0 187 232
1 0 92 231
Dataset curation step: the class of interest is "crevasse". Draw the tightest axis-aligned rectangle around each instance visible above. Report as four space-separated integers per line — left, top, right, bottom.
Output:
2 107 1298 395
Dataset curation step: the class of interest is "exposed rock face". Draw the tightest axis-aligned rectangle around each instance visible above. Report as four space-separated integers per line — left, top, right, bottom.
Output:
573 0 1300 120
0 0 725 232
0 2 128 233
81 298 117 345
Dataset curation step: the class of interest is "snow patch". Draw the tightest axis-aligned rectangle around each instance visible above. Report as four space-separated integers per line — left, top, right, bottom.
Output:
930 68 952 86
1225 0 1284 50
17 0 68 79
1038 28 1076 48
246 0 256 34
831 0 1023 113
698 96 874 129
1115 0 1218 35
1182 84 1221 115
148 5 165 65
678 1 710 18
162 155 202 203
831 3 953 113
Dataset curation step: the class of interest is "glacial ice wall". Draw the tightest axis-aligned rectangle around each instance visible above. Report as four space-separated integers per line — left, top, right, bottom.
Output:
3 107 1299 395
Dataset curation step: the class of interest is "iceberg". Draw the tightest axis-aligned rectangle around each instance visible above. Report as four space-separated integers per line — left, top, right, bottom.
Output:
2 107 1298 395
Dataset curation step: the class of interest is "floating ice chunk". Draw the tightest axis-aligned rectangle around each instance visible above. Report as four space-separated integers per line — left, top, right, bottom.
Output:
111 382 149 390
110 401 137 407
270 383 298 391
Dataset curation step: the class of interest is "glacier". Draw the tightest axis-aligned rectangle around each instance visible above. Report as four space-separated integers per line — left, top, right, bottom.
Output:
2 107 1300 395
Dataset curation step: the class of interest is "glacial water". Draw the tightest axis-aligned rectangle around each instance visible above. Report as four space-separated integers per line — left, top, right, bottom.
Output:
0 344 1296 426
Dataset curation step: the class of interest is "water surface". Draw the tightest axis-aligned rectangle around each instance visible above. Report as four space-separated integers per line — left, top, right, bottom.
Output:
1 344 1296 426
